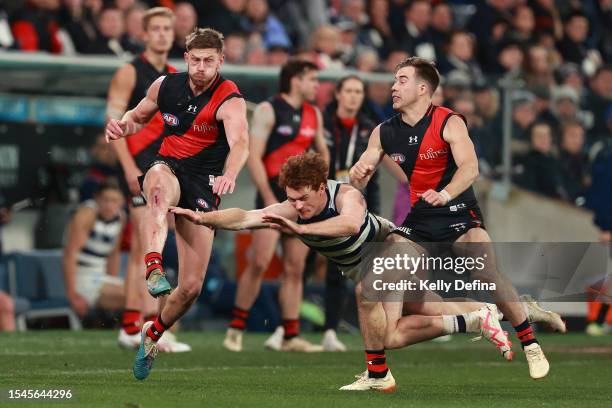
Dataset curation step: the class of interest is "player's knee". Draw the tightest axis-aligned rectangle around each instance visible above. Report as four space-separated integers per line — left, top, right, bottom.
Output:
176 279 203 303
250 255 272 274
283 259 305 280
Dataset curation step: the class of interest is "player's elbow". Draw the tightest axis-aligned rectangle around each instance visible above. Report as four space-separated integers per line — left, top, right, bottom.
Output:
345 218 361 235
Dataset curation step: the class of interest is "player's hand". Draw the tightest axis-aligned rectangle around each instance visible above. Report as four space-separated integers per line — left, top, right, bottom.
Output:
262 213 303 235
350 161 375 181
105 119 127 142
419 189 450 206
213 174 236 195
125 166 143 196
68 293 89 317
168 206 207 225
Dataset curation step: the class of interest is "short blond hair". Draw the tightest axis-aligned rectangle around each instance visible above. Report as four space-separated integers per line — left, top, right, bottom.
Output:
186 27 225 52
143 7 174 31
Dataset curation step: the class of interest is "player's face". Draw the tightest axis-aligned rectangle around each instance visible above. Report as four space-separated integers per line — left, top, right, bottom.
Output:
185 49 224 87
144 16 174 53
96 189 124 221
296 70 320 102
391 67 426 110
285 184 326 220
336 78 365 113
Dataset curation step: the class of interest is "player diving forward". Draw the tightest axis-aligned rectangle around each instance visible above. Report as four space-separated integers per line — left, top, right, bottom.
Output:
171 152 564 391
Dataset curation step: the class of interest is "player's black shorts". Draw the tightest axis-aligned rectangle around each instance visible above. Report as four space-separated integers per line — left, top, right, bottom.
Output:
390 203 485 243
255 176 287 209
118 148 158 208
138 155 220 213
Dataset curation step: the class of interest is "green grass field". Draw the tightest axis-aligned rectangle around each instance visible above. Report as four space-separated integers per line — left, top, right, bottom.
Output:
1 331 611 407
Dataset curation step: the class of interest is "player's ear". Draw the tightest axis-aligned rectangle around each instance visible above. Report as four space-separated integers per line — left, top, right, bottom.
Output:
183 51 189 65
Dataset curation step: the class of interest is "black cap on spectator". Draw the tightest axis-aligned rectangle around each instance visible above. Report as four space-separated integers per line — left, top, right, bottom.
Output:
512 90 535 106
472 76 492 92
444 70 472 89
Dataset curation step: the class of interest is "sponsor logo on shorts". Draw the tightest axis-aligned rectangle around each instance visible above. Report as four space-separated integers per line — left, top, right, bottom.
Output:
449 203 466 212
196 198 209 209
449 222 467 232
277 125 293 136
162 113 179 126
390 153 406 164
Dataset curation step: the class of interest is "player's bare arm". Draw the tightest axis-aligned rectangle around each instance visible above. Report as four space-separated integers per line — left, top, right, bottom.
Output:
62 207 96 316
420 115 479 206
106 64 143 194
170 201 297 230
382 155 409 184
214 96 249 195
265 185 366 237
247 102 278 206
313 107 330 166
349 125 385 190
105 76 163 142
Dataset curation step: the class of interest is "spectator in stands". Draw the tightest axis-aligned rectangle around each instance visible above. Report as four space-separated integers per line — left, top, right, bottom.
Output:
522 44 556 92
452 93 487 162
116 0 135 12
267 44 290 66
508 90 538 152
559 121 589 202
309 25 344 70
364 79 394 123
335 0 367 26
555 62 584 97
63 179 125 318
87 6 129 57
207 0 247 38
550 85 585 134
168 1 196 59
557 12 602 73
80 134 119 202
395 0 436 61
467 0 514 71
357 0 396 59
272 0 328 50
494 39 525 77
514 121 568 199
58 0 100 54
430 2 452 57
240 0 290 50
224 31 247 64
0 291 15 332
383 49 409 73
438 30 483 83
441 70 472 104
11 0 63 53
530 0 563 40
584 65 612 141
354 48 380 72
244 43 267 65
121 3 146 55
507 3 536 45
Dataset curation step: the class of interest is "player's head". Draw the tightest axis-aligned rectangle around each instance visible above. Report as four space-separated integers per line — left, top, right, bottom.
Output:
279 152 328 220
184 27 225 87
391 57 440 109
335 75 365 114
279 59 319 102
142 7 175 54
94 178 124 221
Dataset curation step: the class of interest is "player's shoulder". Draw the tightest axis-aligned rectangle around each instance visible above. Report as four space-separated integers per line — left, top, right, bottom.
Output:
380 113 402 129
217 76 241 94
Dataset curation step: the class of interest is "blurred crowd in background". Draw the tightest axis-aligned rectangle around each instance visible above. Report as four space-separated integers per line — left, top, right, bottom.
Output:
1 0 610 210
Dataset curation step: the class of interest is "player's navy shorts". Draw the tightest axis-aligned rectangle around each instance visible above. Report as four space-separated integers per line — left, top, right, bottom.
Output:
390 202 485 243
138 155 220 213
255 176 287 209
118 147 158 208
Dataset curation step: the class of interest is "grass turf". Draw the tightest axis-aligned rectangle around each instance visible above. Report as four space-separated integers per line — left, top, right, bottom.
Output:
0 331 611 407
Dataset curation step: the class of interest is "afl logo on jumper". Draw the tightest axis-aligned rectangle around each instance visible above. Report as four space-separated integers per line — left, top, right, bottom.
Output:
277 125 293 136
162 113 179 126
390 153 406 164
196 198 209 209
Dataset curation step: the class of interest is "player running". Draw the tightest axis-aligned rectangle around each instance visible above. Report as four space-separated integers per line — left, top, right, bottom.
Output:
223 60 329 353
106 27 249 380
349 57 565 381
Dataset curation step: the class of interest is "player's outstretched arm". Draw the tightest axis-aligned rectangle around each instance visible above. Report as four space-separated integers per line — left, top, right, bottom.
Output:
421 115 479 206
105 76 163 143
170 201 297 231
350 125 385 190
216 96 250 195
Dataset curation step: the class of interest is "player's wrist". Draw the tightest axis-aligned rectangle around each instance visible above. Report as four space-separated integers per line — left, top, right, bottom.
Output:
439 189 452 204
